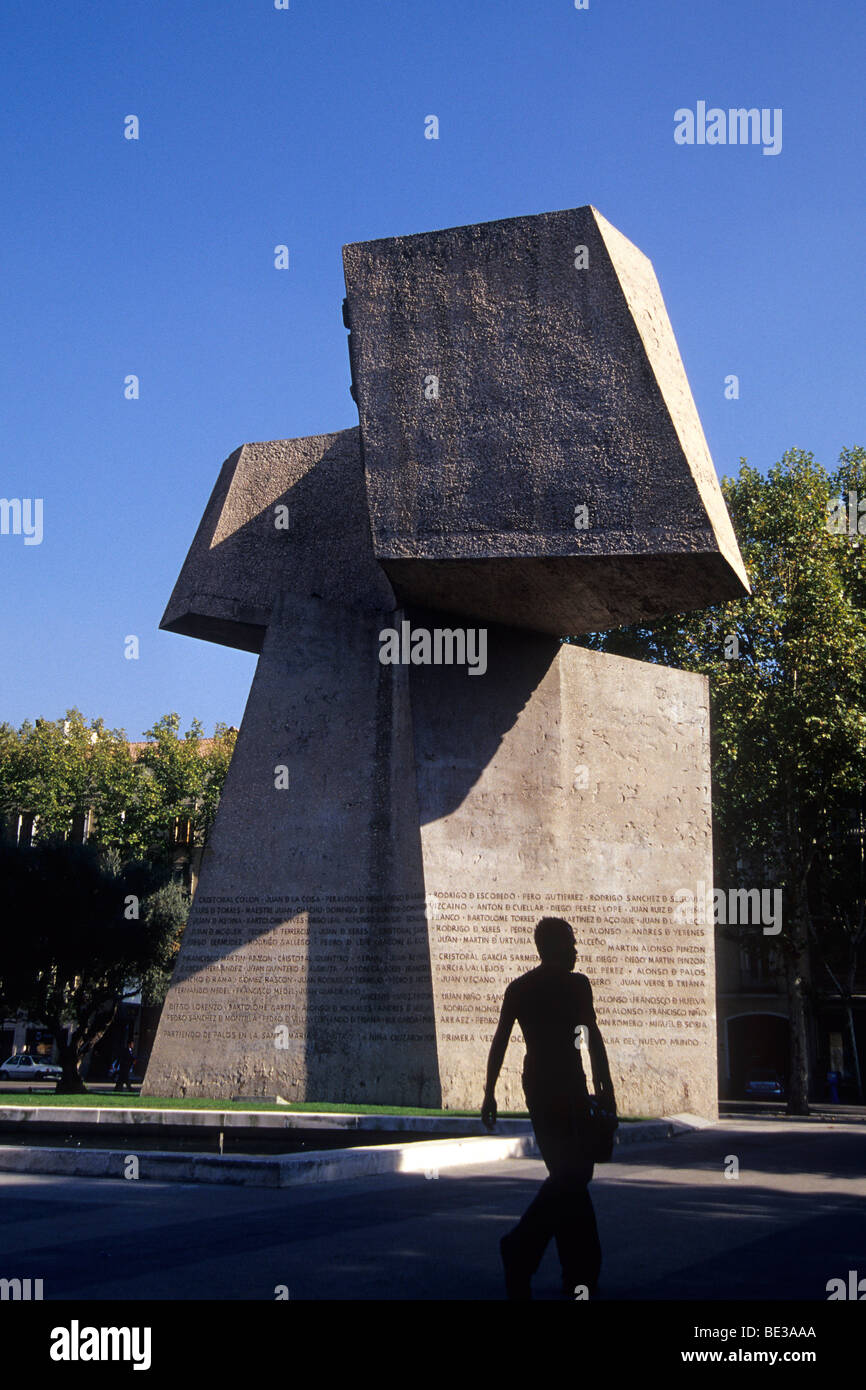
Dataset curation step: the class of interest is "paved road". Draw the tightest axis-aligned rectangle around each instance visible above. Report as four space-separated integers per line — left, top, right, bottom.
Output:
1 1119 863 1301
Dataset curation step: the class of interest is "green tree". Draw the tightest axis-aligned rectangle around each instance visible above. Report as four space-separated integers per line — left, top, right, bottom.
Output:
0 711 234 1086
0 710 237 863
137 876 190 1007
0 841 188 1091
0 711 135 846
125 714 236 862
572 448 866 1113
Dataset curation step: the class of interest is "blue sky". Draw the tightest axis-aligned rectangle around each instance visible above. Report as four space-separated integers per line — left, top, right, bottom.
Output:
1 0 863 736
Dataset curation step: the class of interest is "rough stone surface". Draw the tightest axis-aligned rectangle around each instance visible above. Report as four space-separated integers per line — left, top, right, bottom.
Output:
161 429 394 653
146 592 438 1107
145 629 717 1120
380 552 741 635
343 205 749 634
414 632 717 1117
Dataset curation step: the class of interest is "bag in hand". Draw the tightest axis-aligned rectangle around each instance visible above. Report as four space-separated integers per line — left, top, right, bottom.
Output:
583 1097 618 1163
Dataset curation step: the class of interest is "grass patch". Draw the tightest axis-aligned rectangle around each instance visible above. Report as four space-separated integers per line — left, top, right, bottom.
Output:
0 1091 521 1117
0 1091 646 1120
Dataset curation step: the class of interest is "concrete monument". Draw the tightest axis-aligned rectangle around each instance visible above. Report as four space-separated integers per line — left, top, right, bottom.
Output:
143 206 749 1118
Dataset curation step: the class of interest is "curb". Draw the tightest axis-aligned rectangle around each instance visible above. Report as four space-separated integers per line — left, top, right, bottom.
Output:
0 1134 537 1187
0 1105 532 1136
0 1113 707 1188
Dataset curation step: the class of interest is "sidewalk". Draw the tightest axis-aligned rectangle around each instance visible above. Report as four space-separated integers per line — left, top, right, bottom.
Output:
1 1118 862 1300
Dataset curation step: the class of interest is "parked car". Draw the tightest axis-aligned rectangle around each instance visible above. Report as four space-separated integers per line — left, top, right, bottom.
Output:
0 1054 63 1082
744 1068 785 1100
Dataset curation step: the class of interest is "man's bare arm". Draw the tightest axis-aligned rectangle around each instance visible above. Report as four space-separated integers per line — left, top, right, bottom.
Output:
588 1021 615 1109
481 993 516 1129
583 981 615 1109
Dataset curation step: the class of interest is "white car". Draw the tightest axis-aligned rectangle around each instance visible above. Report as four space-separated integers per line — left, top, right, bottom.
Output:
0 1054 63 1082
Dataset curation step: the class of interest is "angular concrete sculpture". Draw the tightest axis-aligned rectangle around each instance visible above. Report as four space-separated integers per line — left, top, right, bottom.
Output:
343 206 748 633
159 431 394 653
144 207 750 1119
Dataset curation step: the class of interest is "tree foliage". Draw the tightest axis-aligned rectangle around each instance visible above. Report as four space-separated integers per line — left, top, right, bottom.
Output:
0 841 188 1091
0 711 234 1087
0 711 237 863
571 447 866 1110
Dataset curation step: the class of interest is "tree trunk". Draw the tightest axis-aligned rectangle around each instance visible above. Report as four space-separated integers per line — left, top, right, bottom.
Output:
781 770 814 1116
52 1028 87 1094
846 1005 863 1103
785 925 812 1115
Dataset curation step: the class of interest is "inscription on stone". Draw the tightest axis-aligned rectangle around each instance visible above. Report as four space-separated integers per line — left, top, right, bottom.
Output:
425 890 709 1045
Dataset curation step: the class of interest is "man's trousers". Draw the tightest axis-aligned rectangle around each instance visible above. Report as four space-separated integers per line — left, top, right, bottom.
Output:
502 1082 602 1292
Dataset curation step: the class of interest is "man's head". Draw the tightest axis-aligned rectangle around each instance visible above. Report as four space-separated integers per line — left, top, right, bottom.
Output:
534 917 576 969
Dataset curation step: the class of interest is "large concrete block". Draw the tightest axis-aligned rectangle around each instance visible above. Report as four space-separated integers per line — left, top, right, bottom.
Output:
343 206 749 634
146 591 440 1107
414 630 717 1117
145 207 733 1119
144 626 717 1119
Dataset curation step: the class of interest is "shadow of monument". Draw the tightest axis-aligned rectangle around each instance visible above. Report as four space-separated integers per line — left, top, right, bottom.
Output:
158 441 561 1106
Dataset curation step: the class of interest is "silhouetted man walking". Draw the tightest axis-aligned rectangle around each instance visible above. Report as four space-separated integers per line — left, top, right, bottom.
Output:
482 917 616 1299
114 1042 135 1092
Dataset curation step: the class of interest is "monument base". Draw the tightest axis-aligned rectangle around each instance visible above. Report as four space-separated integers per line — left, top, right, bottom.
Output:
144 622 718 1121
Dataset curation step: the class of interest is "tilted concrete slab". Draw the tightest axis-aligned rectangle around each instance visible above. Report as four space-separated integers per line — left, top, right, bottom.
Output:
343 205 749 634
